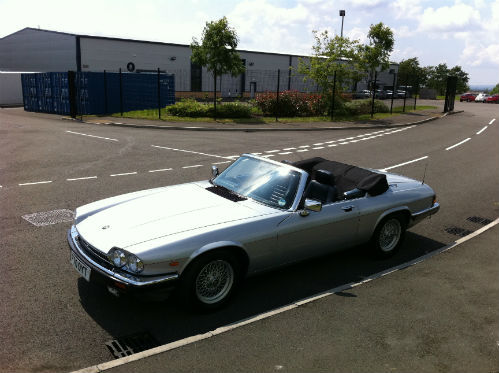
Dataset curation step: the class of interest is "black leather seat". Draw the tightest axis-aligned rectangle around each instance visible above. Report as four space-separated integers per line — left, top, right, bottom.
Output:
305 169 337 204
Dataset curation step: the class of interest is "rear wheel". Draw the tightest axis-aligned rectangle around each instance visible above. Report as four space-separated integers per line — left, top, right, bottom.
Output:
180 250 240 311
371 214 406 258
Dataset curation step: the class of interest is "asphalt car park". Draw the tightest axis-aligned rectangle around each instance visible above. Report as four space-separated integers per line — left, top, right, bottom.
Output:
0 100 498 372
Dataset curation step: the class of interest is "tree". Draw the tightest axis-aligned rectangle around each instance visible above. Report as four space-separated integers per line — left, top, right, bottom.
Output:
359 22 394 86
425 63 470 95
490 83 499 94
398 57 427 87
449 65 469 93
190 17 245 116
297 31 364 111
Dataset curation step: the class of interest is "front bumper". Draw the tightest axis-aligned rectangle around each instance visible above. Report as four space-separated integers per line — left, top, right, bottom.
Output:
67 225 179 296
410 202 440 225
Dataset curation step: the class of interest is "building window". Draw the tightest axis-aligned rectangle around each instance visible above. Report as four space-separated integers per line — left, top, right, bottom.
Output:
191 63 202 91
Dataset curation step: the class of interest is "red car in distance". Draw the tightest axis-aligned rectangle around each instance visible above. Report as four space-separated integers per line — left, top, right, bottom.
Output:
485 94 499 103
460 93 476 102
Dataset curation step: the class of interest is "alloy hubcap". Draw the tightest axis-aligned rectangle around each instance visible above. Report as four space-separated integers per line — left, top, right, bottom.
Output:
379 219 401 252
195 260 234 304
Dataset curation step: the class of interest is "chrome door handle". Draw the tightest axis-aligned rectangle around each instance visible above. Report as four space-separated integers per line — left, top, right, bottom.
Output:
342 205 354 212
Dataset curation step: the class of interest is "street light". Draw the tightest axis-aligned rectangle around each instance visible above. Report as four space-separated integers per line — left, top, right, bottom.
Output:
339 10 345 37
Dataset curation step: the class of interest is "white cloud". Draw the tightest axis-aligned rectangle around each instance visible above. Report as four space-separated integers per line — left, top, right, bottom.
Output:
391 0 424 19
418 3 481 33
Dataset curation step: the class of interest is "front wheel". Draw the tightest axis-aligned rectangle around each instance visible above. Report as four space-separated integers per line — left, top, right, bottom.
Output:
180 251 240 311
370 215 406 258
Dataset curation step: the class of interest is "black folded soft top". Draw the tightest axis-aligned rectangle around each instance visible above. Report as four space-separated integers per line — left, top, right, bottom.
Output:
292 157 388 196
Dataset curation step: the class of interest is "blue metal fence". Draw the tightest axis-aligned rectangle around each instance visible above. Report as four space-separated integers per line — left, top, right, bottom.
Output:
21 71 175 115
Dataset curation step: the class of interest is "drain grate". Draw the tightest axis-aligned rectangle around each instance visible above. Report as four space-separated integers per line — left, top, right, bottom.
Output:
466 216 493 225
105 332 160 359
445 226 474 237
22 209 74 226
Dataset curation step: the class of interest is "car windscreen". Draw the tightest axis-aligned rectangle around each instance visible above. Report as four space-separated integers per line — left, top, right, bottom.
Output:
214 156 301 209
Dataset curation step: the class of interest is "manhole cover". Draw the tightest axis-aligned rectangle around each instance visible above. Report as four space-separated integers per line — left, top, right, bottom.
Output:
105 332 160 359
444 226 474 237
22 209 74 226
466 216 493 225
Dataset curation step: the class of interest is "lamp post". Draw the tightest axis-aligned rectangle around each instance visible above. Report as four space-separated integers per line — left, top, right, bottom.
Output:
339 10 345 37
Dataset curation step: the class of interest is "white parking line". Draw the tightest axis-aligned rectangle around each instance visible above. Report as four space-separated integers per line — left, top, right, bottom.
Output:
212 161 232 165
265 150 281 153
67 176 98 181
312 147 325 150
278 152 293 155
282 147 297 151
379 156 429 172
182 165 203 169
148 168 172 173
476 126 488 135
65 131 118 142
445 138 471 151
19 181 53 186
151 145 230 159
490 118 496 125
110 172 137 177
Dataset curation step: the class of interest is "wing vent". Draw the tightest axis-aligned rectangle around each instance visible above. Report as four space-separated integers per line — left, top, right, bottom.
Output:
206 186 247 202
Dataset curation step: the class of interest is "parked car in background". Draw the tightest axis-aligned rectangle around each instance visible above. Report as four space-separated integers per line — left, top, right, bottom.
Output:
375 90 387 99
353 90 371 99
459 93 477 102
68 155 439 310
475 93 489 102
396 90 407 98
485 94 499 103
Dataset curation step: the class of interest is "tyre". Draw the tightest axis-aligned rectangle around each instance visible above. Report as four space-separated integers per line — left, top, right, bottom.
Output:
370 214 406 258
180 250 240 311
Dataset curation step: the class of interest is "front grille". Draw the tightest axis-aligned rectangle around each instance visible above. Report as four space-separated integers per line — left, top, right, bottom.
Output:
78 236 114 270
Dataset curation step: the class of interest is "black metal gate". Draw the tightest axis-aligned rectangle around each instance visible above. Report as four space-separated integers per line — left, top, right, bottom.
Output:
444 76 457 113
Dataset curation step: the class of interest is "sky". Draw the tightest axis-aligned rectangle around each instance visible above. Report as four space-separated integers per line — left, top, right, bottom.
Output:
0 0 498 85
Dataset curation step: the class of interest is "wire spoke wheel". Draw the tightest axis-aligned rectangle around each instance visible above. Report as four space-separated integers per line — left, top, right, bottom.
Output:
195 260 234 304
378 218 402 252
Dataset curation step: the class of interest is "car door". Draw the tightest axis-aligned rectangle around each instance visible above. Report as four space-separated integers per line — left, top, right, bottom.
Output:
276 199 361 264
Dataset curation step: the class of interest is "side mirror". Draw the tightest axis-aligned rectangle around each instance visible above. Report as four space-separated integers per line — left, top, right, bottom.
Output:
300 198 322 216
211 166 219 179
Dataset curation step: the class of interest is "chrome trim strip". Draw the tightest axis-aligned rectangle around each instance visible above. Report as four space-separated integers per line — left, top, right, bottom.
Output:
68 225 178 287
411 202 440 222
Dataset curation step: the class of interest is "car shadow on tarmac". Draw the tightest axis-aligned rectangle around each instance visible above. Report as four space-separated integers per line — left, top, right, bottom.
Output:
77 231 445 354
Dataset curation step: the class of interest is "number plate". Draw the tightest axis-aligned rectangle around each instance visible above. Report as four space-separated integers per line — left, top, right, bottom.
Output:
70 249 91 282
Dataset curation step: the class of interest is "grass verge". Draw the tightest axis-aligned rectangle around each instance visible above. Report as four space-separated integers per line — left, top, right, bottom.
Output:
110 105 438 125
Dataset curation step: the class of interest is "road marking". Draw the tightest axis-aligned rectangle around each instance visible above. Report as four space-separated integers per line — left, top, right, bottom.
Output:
328 144 337 147
339 142 349 145
313 143 324 146
445 138 471 151
151 145 230 159
476 126 488 135
279 152 293 155
19 181 52 186
282 147 296 150
182 165 203 169
296 149 309 152
148 168 172 173
490 118 496 125
71 219 499 373
265 150 280 153
212 161 232 165
298 145 310 148
110 172 137 177
251 152 263 155
379 156 429 172
67 176 98 181
312 147 324 150
65 130 118 142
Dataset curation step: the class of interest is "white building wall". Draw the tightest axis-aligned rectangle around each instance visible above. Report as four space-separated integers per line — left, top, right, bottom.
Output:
0 72 24 106
79 37 192 91
0 28 76 72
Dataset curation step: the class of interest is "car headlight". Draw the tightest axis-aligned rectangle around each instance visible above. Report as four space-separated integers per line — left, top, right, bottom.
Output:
108 247 144 274
126 253 144 273
109 248 126 267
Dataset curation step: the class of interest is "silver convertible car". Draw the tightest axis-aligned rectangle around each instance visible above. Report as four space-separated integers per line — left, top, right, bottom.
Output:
68 155 439 310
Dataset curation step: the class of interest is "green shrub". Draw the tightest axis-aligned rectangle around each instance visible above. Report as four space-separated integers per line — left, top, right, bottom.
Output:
344 99 389 115
255 91 327 116
166 99 252 118
166 99 209 117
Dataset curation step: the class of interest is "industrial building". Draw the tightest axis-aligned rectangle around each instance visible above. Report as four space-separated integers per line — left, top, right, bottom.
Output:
0 27 398 104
